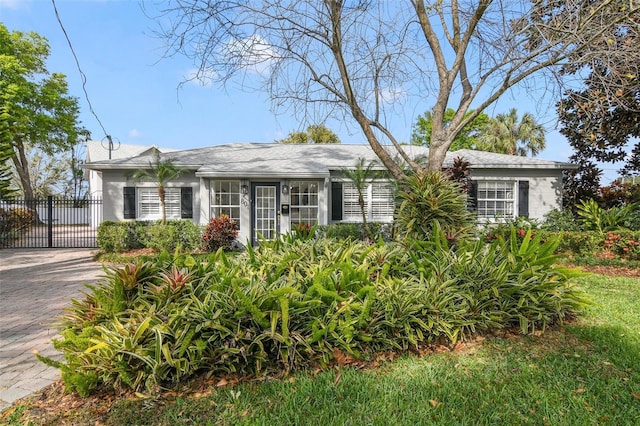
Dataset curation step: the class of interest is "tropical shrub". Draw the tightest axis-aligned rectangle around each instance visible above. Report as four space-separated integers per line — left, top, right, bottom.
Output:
319 223 362 240
576 199 637 233
541 208 581 232
201 215 238 252
0 207 34 247
142 220 201 253
599 180 640 209
396 171 475 242
603 231 640 261
43 228 586 396
552 231 602 257
96 221 144 253
319 222 393 242
482 216 540 243
292 222 315 240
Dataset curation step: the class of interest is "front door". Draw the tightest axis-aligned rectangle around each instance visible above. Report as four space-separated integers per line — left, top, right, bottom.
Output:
252 183 280 244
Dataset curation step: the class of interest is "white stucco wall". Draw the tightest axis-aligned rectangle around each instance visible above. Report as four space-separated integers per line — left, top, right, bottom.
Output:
471 168 564 221
100 170 200 222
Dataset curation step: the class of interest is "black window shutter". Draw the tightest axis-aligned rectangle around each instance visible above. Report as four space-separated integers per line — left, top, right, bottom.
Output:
467 181 478 212
123 187 136 219
518 181 529 218
331 182 343 221
181 187 193 219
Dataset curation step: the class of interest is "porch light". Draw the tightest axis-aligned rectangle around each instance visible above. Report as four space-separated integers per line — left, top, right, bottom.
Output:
282 182 289 195
241 184 249 195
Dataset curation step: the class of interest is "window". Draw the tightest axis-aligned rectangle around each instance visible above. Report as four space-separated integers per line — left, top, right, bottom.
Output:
290 181 319 226
476 181 515 220
342 183 364 221
370 182 395 221
211 180 241 228
335 181 395 222
138 187 181 220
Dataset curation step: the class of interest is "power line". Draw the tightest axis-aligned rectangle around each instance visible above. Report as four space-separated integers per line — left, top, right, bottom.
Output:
51 0 110 139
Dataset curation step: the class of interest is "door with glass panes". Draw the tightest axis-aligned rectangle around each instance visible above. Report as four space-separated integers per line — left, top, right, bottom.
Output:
251 183 280 244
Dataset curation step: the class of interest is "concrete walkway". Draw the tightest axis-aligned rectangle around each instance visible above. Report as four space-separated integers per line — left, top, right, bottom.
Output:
0 248 103 412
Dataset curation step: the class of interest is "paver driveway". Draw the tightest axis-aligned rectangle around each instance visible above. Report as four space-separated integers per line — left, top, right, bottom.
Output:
0 248 103 412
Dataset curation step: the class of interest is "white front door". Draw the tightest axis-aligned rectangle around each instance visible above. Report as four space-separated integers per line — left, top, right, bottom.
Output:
252 183 279 243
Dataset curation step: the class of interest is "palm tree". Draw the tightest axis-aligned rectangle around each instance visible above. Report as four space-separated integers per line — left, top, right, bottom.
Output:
343 158 377 239
478 109 546 157
129 151 183 224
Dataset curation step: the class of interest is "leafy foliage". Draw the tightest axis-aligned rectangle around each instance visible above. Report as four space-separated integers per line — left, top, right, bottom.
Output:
97 221 147 253
276 125 340 144
541 209 581 232
97 220 201 254
0 206 34 247
201 215 239 252
476 108 546 157
396 171 475 243
576 199 638 233
411 108 490 150
128 154 184 224
141 220 202 253
0 23 89 200
599 180 640 209
444 157 472 193
44 229 585 396
342 158 379 239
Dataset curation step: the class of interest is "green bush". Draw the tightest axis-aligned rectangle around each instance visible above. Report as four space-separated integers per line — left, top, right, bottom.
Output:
319 222 393 241
96 221 143 253
541 209 581 232
396 171 475 243
44 227 586 396
576 199 638 233
0 206 34 247
623 209 640 231
142 220 201 253
551 231 602 256
98 220 201 254
603 230 640 261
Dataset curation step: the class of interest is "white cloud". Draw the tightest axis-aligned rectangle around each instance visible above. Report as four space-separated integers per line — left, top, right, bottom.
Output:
377 86 406 104
128 129 142 139
225 35 276 75
0 0 26 10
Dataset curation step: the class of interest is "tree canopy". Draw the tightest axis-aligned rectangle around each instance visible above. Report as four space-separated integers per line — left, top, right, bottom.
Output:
129 152 184 224
411 108 489 151
476 109 546 157
158 0 639 180
556 0 640 206
0 23 88 199
277 124 340 144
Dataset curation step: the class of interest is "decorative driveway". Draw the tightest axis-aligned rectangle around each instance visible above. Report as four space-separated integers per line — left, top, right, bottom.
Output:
0 248 103 412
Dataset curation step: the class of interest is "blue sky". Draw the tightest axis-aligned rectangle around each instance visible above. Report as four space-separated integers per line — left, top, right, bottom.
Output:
2 0 622 182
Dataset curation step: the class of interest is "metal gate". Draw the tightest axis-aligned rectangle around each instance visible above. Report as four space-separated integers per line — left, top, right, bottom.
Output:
0 197 103 248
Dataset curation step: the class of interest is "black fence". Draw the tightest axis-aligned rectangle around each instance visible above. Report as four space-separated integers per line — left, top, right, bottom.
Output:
0 197 103 248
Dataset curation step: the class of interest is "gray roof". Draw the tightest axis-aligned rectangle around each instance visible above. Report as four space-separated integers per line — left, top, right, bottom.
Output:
83 143 575 177
86 140 176 162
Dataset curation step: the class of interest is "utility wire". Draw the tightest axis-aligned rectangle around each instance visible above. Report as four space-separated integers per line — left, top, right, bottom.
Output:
51 0 110 139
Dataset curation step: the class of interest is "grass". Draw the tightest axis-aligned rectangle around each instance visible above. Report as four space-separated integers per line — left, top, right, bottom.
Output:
3 272 640 425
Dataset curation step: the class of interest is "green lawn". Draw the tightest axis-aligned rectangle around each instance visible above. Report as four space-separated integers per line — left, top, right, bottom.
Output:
4 273 640 425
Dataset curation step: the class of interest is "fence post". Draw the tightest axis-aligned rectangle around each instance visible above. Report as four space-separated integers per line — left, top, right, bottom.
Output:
47 196 53 248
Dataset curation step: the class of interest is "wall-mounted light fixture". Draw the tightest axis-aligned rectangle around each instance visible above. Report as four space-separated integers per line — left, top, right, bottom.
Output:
241 184 249 195
282 181 289 195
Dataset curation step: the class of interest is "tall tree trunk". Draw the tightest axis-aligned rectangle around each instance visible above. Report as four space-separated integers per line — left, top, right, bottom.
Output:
427 135 450 174
11 138 35 200
358 193 371 239
158 186 167 225
11 138 41 224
